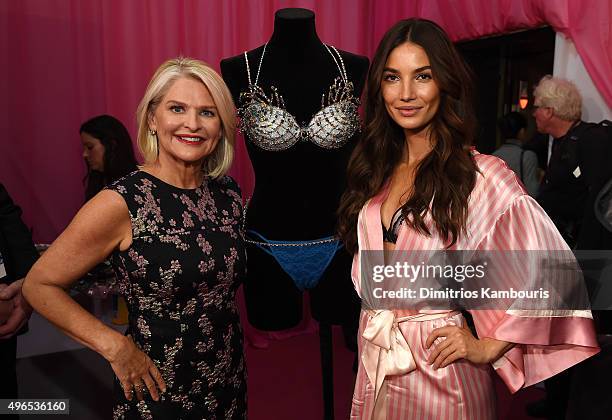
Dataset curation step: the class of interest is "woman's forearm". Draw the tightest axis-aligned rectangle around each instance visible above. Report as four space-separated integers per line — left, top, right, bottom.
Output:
23 269 126 361
482 337 515 363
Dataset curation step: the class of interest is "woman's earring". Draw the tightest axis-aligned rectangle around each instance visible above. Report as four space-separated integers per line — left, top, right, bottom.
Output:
149 128 156 136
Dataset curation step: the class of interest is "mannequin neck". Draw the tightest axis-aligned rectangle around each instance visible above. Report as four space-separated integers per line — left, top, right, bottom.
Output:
268 8 321 50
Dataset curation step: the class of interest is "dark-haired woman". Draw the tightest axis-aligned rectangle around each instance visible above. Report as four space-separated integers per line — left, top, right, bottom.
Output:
80 115 139 324
338 19 599 419
80 115 138 201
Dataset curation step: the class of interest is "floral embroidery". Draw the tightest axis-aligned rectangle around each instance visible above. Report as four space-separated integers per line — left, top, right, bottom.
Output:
106 172 246 419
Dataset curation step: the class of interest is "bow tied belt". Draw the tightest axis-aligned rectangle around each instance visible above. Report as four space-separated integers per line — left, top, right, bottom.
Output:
361 309 460 420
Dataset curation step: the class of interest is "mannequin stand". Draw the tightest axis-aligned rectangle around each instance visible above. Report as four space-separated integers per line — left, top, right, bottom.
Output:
319 322 334 419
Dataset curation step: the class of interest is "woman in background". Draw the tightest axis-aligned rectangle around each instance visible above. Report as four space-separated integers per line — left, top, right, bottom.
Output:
80 115 138 324
80 114 138 201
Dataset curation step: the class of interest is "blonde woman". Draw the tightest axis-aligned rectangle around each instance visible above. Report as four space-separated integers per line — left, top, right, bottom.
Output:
23 58 247 419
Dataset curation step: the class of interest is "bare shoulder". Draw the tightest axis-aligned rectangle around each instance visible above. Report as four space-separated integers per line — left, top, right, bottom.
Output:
27 189 132 288
57 189 132 254
72 190 129 228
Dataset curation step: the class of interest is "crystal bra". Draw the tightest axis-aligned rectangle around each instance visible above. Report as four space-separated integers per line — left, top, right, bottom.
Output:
237 43 361 151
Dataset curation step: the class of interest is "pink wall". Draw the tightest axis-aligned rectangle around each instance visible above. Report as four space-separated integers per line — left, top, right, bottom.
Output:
1 0 610 242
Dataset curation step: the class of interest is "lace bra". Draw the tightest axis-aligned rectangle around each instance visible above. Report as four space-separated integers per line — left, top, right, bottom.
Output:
237 43 360 151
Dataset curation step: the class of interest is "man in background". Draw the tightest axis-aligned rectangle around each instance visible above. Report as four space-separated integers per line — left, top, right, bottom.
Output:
532 75 612 420
0 183 38 418
493 111 540 196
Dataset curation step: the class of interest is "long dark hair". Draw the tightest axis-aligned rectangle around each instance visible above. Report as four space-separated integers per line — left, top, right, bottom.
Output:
80 115 138 200
338 18 478 254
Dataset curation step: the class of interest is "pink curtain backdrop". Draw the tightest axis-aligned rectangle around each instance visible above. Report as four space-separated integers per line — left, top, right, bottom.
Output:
1 0 610 242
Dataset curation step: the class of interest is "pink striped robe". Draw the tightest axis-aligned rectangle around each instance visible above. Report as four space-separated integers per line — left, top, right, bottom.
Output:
350 154 600 420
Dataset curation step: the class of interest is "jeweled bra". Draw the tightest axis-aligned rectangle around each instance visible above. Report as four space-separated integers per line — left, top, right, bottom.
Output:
237 43 360 151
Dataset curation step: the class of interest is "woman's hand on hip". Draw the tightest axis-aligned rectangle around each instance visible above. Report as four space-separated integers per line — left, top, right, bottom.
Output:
106 335 166 401
425 324 510 369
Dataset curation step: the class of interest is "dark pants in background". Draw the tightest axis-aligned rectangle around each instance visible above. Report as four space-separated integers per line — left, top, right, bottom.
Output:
0 337 19 419
566 335 612 420
544 368 572 420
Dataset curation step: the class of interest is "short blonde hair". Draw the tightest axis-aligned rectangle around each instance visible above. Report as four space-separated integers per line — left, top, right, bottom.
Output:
136 57 236 178
533 75 582 121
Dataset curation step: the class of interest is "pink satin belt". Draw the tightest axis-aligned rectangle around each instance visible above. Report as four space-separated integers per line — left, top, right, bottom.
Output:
362 309 460 420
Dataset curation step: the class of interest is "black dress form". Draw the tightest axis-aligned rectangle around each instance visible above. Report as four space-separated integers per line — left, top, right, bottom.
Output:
221 9 368 419
220 8 367 331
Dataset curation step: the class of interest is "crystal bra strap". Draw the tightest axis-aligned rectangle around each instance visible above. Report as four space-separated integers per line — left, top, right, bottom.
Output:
246 42 346 88
323 44 348 82
254 43 267 86
243 51 252 86
243 42 268 87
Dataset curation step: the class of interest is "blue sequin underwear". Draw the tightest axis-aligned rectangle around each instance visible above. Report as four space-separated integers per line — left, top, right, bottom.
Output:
246 230 342 291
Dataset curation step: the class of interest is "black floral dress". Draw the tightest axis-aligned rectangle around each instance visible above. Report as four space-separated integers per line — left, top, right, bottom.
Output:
107 171 246 419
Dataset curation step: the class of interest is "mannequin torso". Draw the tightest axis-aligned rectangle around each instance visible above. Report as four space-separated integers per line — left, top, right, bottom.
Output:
221 9 368 238
221 8 368 329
